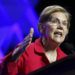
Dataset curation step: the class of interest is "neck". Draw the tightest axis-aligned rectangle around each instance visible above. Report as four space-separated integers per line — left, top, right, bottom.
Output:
41 37 60 51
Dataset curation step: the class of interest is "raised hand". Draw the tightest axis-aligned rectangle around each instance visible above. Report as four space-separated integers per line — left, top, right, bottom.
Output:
12 28 34 61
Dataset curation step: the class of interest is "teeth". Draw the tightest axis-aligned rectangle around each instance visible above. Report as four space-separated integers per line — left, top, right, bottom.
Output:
54 32 62 36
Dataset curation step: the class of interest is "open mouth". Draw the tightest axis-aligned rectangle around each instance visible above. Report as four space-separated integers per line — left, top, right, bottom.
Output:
54 32 62 36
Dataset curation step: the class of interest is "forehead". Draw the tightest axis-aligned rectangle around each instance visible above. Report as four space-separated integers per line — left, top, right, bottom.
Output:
50 12 68 21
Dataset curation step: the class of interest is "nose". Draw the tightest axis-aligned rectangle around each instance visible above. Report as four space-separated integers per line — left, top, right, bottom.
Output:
57 22 63 30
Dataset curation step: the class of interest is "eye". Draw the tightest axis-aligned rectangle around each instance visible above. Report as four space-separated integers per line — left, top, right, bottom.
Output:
50 18 59 24
63 21 68 26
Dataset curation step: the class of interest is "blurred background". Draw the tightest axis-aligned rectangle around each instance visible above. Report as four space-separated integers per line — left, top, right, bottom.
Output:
0 0 75 58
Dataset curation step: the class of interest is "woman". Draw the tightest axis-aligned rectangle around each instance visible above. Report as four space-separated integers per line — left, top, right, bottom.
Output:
1 5 71 75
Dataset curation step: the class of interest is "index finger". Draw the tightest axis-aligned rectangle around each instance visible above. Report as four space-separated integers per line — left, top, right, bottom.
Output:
29 27 34 38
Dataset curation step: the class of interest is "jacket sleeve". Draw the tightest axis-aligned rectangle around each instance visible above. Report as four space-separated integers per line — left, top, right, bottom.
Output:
0 51 26 75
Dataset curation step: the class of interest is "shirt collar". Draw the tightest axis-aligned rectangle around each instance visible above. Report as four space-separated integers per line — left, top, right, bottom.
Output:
34 38 45 54
34 38 67 57
57 47 67 60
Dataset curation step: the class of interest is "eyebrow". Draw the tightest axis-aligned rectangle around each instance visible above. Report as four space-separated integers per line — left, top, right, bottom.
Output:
51 16 68 22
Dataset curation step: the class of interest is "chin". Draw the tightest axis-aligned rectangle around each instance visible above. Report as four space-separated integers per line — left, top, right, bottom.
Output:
54 39 64 44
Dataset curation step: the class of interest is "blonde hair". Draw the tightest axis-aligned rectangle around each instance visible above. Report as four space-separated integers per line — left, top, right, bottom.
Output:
38 5 71 29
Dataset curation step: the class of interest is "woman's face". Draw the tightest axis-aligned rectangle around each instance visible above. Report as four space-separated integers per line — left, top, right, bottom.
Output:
42 12 69 44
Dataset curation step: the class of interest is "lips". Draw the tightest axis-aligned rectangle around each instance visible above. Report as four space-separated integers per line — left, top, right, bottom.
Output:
54 31 62 36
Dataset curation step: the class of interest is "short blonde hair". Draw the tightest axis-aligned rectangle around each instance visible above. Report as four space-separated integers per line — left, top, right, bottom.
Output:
38 5 71 29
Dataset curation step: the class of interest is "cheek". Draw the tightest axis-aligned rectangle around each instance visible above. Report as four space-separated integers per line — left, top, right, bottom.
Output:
64 29 68 36
46 25 55 32
46 26 55 37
